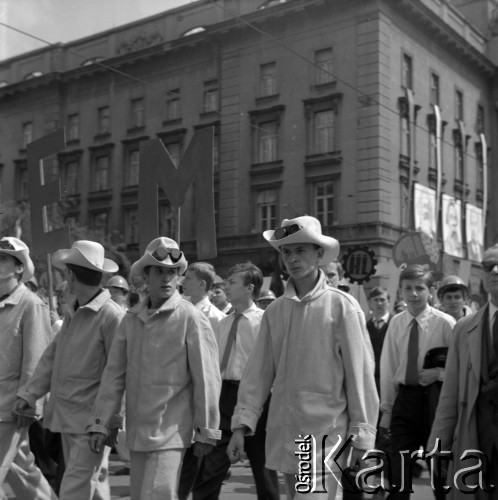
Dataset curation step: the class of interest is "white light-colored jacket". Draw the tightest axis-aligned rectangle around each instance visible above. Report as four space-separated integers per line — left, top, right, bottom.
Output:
87 291 222 451
17 289 125 433
0 284 52 421
232 271 378 474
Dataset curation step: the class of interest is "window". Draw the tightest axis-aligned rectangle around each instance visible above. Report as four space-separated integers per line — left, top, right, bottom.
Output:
97 106 110 134
22 122 33 148
125 149 140 186
313 180 334 227
429 126 437 171
15 162 28 201
402 54 412 90
91 212 109 241
257 121 278 163
125 208 139 244
477 105 485 134
399 99 410 158
165 90 180 121
455 90 464 122
93 155 109 191
130 98 145 128
68 114 80 140
164 142 181 167
203 85 219 113
453 130 464 183
259 62 277 97
256 189 277 231
430 73 440 106
314 48 333 85
61 161 79 195
476 143 484 193
313 110 334 153
159 203 175 238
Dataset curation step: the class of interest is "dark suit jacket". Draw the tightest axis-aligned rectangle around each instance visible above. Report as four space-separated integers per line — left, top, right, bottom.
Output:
366 314 392 394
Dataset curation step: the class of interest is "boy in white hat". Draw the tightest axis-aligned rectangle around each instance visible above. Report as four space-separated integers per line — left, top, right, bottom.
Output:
227 216 379 499
87 237 221 500
0 237 56 499
15 240 125 500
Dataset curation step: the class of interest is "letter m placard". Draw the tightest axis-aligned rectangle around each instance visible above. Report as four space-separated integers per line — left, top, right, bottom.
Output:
138 127 216 259
27 129 70 255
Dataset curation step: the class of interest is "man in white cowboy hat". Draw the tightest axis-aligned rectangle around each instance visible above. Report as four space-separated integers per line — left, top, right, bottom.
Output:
15 240 125 500
87 237 221 500
227 216 379 500
0 236 56 499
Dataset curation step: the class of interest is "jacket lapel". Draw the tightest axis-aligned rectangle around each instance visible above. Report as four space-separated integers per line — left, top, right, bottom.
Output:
467 306 488 383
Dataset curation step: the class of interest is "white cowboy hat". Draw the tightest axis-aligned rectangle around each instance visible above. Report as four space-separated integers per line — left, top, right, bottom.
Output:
52 240 118 273
0 237 35 282
130 237 188 277
263 215 340 264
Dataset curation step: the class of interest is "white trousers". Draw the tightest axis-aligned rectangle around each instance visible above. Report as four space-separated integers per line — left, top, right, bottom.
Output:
0 422 57 500
59 432 108 500
129 448 184 500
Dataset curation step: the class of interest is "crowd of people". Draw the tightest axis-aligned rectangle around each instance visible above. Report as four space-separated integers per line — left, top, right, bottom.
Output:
0 215 496 500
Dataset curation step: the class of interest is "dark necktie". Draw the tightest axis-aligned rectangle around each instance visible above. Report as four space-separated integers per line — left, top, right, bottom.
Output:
220 313 242 375
493 311 498 358
405 319 419 386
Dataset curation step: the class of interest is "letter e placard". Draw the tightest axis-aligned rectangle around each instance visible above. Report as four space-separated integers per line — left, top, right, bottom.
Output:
27 129 70 255
139 127 216 258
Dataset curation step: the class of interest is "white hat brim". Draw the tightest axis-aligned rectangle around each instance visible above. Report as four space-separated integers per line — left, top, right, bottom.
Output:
52 248 118 273
263 226 340 264
130 252 188 278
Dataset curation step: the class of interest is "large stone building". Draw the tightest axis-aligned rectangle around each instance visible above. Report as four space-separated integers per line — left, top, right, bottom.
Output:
0 0 497 301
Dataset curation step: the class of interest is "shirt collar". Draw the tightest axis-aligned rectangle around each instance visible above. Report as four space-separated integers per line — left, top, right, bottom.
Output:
194 296 212 310
284 269 329 302
0 282 25 306
133 290 183 321
233 302 258 318
70 288 110 314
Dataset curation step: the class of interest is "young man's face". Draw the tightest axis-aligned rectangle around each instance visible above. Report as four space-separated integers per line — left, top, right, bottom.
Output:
0 253 23 284
211 287 228 308
280 243 323 282
369 292 389 319
108 287 127 305
321 261 340 287
225 272 252 306
440 290 465 317
482 248 498 296
182 270 204 299
400 278 432 317
145 266 180 305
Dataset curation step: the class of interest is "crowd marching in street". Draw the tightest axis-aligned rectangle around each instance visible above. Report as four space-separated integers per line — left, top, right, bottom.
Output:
1 215 497 500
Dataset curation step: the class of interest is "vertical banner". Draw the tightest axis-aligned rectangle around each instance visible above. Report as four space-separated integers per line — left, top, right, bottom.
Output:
413 183 437 241
433 104 442 235
466 203 484 262
138 127 216 259
442 194 463 258
27 128 70 255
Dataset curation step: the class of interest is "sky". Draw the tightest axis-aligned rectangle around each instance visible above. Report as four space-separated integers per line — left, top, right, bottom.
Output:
0 0 195 61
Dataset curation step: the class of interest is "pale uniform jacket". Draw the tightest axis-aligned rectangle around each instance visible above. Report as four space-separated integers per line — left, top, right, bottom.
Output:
0 283 52 421
428 305 491 500
17 289 125 433
194 296 226 332
232 271 378 474
380 306 456 425
87 291 222 451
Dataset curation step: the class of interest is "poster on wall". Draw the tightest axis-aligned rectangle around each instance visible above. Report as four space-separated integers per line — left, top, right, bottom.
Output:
442 194 463 258
413 183 437 240
465 203 484 262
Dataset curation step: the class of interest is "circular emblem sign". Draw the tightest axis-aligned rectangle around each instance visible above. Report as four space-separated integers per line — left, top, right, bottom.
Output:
342 246 377 284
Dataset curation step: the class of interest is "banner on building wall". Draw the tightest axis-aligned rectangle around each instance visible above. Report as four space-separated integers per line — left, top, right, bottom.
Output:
413 183 437 241
27 128 71 255
139 127 216 259
465 203 484 262
442 194 463 258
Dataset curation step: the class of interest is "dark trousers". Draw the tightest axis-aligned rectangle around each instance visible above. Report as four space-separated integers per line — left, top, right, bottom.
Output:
178 380 280 500
386 385 444 500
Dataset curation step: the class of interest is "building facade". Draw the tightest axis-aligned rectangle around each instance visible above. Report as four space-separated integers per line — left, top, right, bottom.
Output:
0 0 497 300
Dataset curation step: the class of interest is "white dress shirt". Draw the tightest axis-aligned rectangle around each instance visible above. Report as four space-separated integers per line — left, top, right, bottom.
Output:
216 303 263 381
380 305 455 421
193 296 226 332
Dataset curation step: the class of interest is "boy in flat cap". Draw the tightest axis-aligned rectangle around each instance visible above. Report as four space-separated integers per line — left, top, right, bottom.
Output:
228 216 379 500
15 240 125 500
88 237 221 500
0 236 56 499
